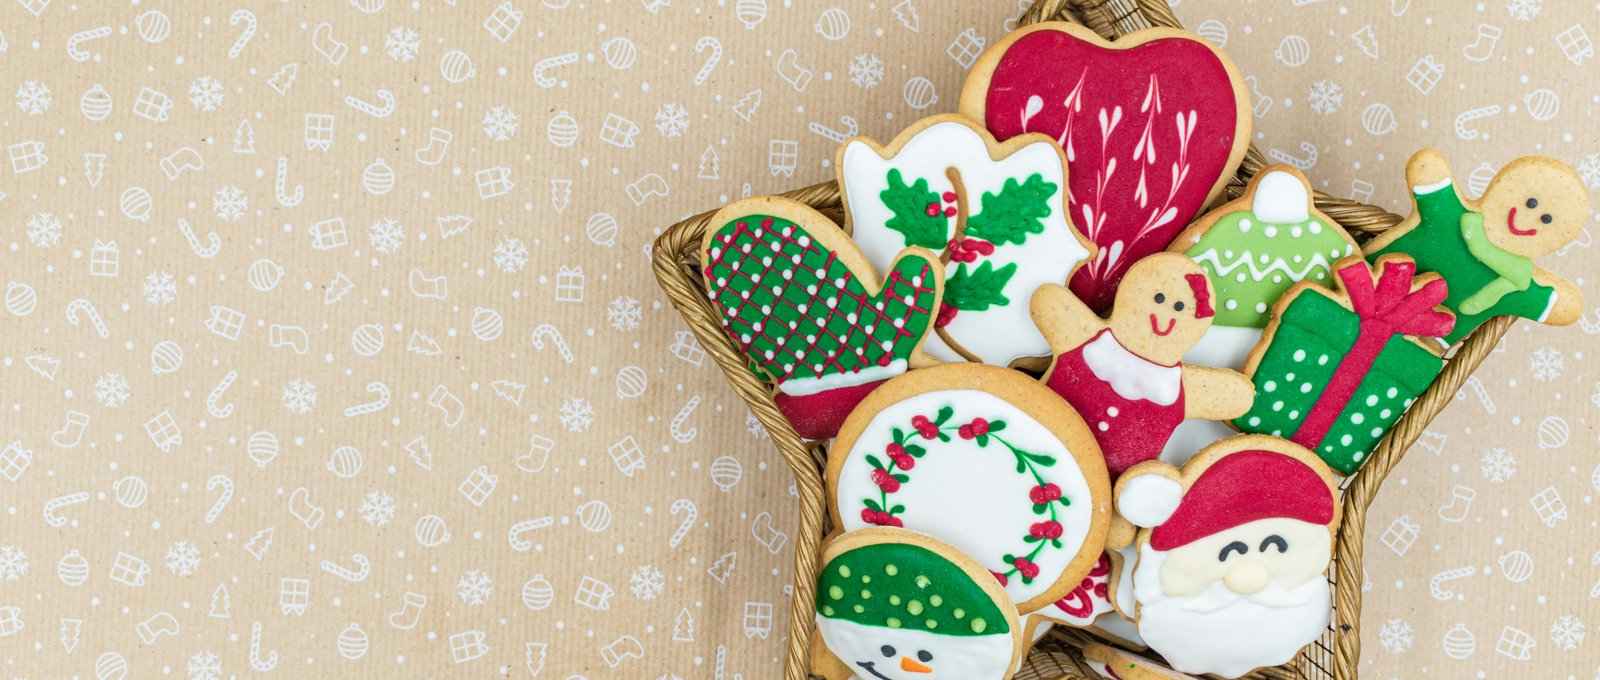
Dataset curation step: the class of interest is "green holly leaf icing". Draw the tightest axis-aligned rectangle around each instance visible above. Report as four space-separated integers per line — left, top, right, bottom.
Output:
1185 212 1354 328
816 542 1008 636
945 261 1015 311
705 213 939 386
1234 292 1443 475
963 174 1058 246
880 169 949 250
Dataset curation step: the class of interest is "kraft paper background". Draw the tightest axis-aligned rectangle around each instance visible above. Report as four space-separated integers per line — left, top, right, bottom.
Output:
0 0 1595 678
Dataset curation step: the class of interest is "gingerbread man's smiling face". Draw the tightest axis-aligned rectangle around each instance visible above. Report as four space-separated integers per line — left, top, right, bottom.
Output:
1108 253 1216 365
1479 160 1588 258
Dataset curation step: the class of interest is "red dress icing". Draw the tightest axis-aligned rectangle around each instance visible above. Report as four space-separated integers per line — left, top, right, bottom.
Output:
1045 329 1184 477
981 29 1242 312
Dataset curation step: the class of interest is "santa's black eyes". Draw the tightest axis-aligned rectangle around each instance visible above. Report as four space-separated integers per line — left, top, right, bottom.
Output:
1541 214 1553 224
1154 293 1165 303
881 645 896 657
918 651 934 662
1261 535 1289 553
1527 198 1539 208
1220 541 1248 560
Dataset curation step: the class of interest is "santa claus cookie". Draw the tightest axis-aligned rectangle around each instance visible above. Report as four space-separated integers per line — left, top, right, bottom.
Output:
1116 435 1341 678
811 527 1024 680
1234 255 1454 475
1080 641 1190 680
960 22 1250 313
837 114 1094 368
703 196 944 440
1031 252 1254 478
827 364 1111 614
1364 149 1586 345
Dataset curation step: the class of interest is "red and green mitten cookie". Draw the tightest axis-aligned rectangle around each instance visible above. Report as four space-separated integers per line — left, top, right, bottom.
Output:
703 196 944 440
1234 255 1455 475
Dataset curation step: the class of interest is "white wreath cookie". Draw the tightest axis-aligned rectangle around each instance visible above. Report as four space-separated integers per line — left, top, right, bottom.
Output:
1115 434 1341 678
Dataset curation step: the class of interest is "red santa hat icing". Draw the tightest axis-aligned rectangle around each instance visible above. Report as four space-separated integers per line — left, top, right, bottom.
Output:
1122 450 1334 551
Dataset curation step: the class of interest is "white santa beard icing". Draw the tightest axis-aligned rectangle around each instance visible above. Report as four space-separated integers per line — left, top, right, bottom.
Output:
1082 331 1182 405
1158 418 1237 467
778 359 907 397
841 122 1090 366
1181 325 1263 372
1251 171 1311 224
835 390 1096 606
816 615 1014 680
1132 545 1330 679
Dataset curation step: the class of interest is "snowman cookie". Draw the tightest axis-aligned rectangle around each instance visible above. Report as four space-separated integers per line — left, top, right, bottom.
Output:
1116 435 1340 678
838 114 1094 368
812 527 1025 680
1364 148 1586 345
827 363 1111 613
703 196 944 440
1031 252 1254 477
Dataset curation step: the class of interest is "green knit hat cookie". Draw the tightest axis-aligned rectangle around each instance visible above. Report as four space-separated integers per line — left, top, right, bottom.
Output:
816 542 1010 637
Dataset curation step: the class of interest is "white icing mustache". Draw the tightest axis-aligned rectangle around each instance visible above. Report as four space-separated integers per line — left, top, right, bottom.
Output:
1178 578 1311 614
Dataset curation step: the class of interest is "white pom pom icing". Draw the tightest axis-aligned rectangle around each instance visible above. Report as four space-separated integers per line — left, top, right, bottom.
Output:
1117 473 1185 528
1251 171 1310 224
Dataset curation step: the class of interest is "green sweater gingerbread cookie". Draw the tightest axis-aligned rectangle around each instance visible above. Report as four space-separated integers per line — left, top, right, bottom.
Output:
1364 149 1587 345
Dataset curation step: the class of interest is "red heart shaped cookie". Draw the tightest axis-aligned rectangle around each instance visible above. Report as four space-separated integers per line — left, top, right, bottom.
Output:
961 22 1250 312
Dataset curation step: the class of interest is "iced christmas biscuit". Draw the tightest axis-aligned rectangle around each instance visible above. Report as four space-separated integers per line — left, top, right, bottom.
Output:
960 22 1250 313
827 364 1111 614
1116 435 1340 679
702 196 944 440
1031 252 1254 478
1080 640 1188 679
837 114 1094 368
811 528 1024 680
1364 148 1586 345
1234 255 1454 475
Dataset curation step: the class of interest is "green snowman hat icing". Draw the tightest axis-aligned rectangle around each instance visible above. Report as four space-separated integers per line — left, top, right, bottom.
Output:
816 542 1009 637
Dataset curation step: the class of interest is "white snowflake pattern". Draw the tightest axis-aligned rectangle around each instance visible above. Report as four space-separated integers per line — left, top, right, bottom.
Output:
457 570 493 605
26 212 62 248
15 80 51 115
1378 618 1414 653
1530 346 1563 382
142 271 178 306
385 27 421 62
213 186 248 222
558 397 595 432
1507 0 1541 21
849 53 885 88
0 546 28 580
628 565 665 600
1578 154 1600 189
94 373 130 408
1552 615 1586 650
745 412 768 438
482 106 519 141
1308 80 1344 115
607 296 642 331
164 541 201 576
188 76 224 112
186 650 221 680
654 102 690 138
359 490 397 528
282 379 318 414
368 218 405 254
493 237 528 273
1481 448 1516 483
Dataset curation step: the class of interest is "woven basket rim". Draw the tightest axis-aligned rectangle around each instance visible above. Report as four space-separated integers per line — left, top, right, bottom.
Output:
650 1 1517 678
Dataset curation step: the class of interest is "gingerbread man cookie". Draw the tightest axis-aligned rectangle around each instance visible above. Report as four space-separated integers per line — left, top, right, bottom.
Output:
1364 148 1586 345
1116 435 1340 679
1031 252 1254 478
811 527 1024 680
837 114 1094 368
961 22 1251 312
827 364 1111 614
702 196 944 440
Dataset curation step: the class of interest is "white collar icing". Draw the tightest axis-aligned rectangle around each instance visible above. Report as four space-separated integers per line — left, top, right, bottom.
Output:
1082 330 1181 406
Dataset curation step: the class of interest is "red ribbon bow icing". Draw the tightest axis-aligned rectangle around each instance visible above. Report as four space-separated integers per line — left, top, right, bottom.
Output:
1291 258 1454 451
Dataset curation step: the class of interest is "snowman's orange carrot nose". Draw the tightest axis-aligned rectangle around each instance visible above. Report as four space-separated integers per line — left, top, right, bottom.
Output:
900 657 933 673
